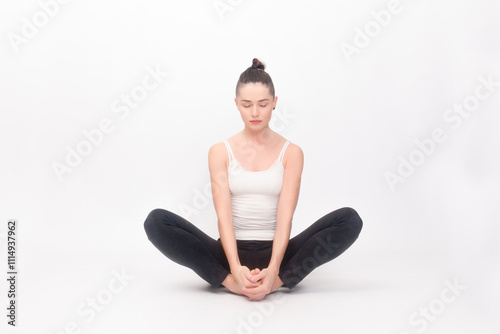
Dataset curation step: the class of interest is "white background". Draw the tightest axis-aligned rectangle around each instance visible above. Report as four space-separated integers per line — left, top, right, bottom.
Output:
1 0 499 333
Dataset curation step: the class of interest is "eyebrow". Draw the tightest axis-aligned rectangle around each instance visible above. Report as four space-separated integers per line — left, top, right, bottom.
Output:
241 99 270 102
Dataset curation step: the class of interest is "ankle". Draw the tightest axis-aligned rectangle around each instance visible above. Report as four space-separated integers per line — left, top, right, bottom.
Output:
221 274 233 288
272 275 284 291
222 274 240 294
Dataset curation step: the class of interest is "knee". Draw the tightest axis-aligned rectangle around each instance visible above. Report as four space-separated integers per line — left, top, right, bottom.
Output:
339 207 363 236
143 208 168 236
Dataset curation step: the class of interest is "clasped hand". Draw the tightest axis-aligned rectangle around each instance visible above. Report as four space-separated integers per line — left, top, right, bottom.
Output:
233 265 281 301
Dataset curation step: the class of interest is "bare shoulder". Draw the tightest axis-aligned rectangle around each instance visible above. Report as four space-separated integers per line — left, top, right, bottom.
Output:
283 141 304 169
208 142 229 170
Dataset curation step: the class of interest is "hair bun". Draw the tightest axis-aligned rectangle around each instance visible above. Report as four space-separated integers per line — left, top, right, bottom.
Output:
236 58 275 97
250 58 265 70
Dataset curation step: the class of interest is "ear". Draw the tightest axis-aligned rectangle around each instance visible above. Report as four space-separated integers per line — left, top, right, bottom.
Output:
234 97 238 107
273 95 278 109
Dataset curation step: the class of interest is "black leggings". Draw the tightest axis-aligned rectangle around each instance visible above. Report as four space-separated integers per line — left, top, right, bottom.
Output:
143 207 362 289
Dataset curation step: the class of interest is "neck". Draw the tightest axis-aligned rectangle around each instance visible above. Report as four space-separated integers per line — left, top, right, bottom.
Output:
241 126 274 145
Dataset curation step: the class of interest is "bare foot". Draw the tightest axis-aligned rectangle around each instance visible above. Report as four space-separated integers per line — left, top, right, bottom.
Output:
221 274 245 295
271 275 284 292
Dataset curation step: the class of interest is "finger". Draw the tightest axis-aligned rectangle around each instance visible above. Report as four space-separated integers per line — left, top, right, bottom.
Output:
250 271 265 282
250 272 262 283
242 269 254 281
242 287 258 297
250 294 264 301
243 280 261 288
245 290 265 301
246 289 266 301
244 284 264 295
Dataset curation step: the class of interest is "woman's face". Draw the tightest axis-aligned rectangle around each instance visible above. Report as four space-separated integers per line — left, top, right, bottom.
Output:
234 82 277 130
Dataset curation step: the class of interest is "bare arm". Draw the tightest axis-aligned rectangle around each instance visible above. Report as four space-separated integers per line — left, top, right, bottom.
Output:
208 143 259 292
208 143 240 270
269 143 304 272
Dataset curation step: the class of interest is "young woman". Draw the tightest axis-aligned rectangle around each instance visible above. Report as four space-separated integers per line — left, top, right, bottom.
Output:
144 58 363 301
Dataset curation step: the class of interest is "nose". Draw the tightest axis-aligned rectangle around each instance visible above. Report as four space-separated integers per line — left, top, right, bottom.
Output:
251 105 259 117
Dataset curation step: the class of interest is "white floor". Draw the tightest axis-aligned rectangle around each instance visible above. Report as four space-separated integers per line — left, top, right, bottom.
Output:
4 236 499 334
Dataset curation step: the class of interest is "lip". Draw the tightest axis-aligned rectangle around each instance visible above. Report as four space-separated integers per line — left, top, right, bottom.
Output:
250 120 261 123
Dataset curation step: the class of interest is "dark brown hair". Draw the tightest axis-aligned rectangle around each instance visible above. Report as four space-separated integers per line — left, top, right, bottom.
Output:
235 58 275 98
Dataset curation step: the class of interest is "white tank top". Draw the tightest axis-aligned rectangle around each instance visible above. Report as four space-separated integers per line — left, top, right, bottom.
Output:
223 139 291 241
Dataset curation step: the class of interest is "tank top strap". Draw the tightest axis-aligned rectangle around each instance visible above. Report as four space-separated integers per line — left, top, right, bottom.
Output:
223 140 235 163
278 140 291 163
